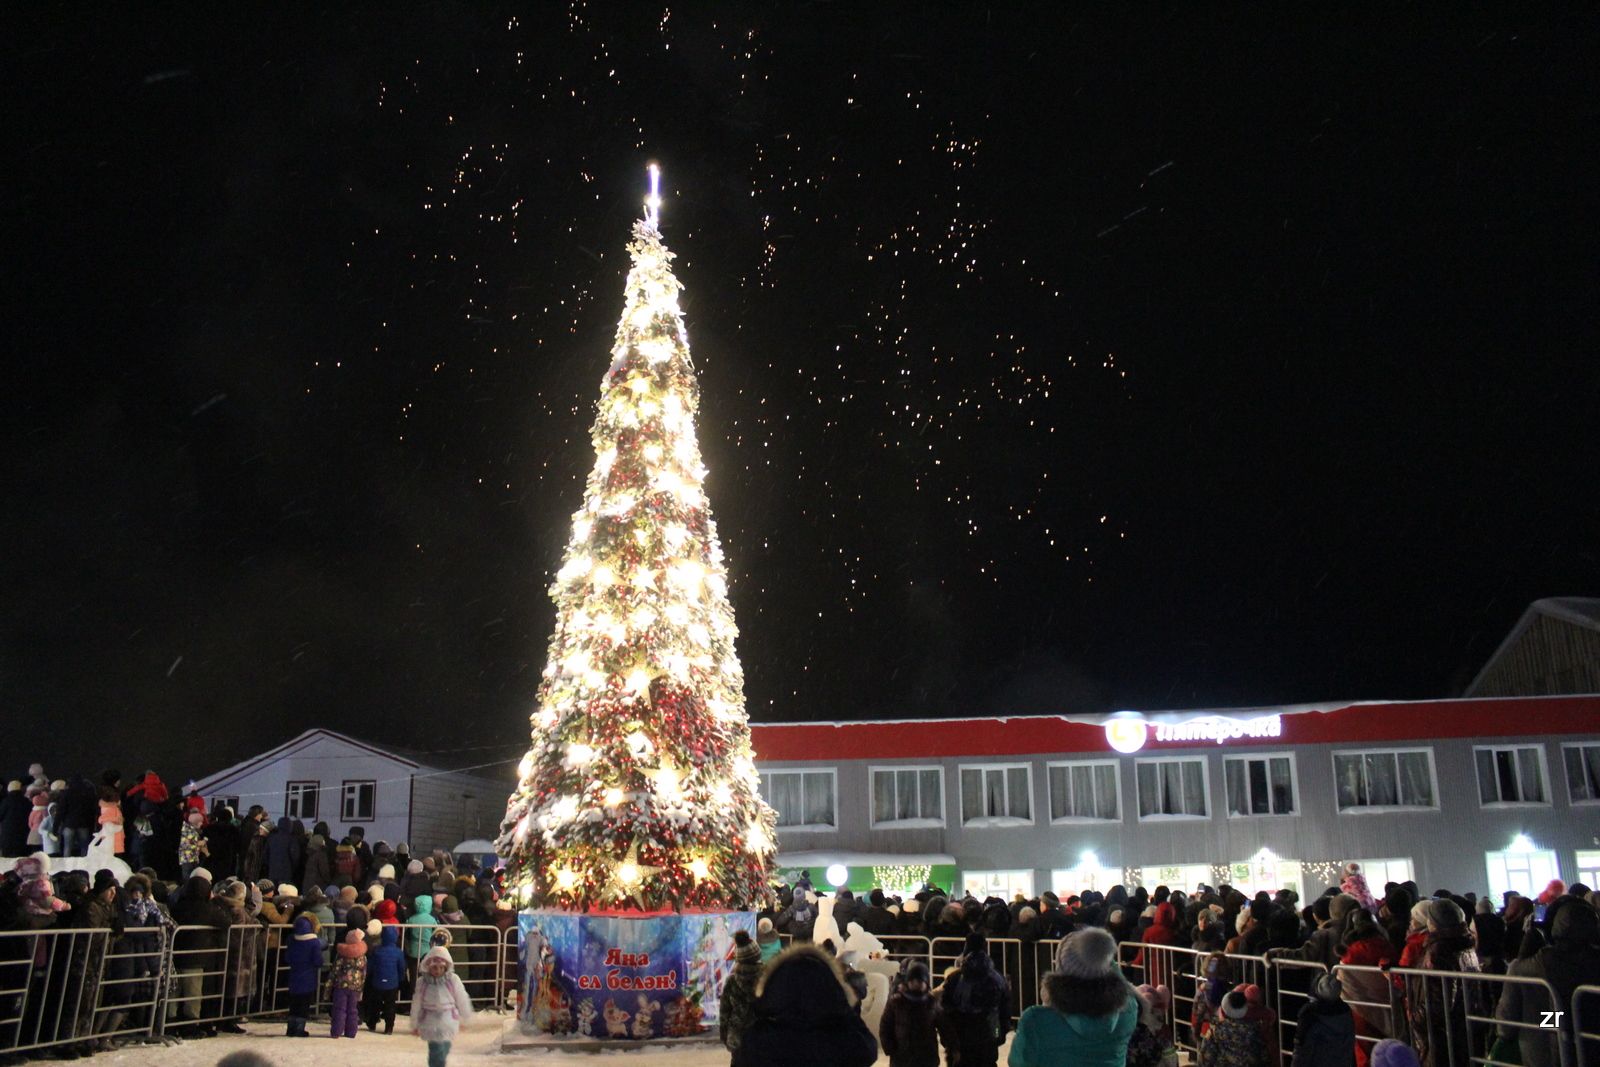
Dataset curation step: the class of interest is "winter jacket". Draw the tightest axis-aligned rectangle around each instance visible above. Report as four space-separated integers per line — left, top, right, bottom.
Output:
1407 927 1482 1067
732 944 879 1067
1134 902 1181 985
879 989 940 1067
718 944 763 1051
333 844 359 885
332 935 369 991
286 916 325 996
97 798 125 853
302 837 332 889
368 926 407 991
406 895 438 959
410 947 474 1042
60 778 99 831
776 895 817 942
936 951 1013 1067
126 772 169 805
1010 970 1138 1067
0 789 29 856
178 821 206 864
264 817 302 886
1292 999 1355 1067
1496 906 1600 1067
1339 934 1397 1036
397 871 433 917
1200 1005 1279 1067
858 903 897 936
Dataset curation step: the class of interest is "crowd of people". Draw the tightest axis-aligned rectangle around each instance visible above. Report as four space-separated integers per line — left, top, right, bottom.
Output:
723 863 1600 1067
1 763 511 1064
7 759 1600 1067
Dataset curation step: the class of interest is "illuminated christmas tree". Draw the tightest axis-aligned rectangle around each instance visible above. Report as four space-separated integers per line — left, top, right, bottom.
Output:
498 168 777 912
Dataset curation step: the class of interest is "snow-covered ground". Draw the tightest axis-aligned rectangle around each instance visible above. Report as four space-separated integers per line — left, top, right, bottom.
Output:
72 1012 1017 1065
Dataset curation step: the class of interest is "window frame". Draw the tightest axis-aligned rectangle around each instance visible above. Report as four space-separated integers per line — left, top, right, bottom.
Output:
1133 755 1212 822
957 762 1036 828
868 764 946 829
1472 744 1551 809
1044 758 1122 824
1330 747 1439 815
1561 743 1600 806
1222 751 1300 819
340 779 377 822
757 767 839 833
284 780 320 821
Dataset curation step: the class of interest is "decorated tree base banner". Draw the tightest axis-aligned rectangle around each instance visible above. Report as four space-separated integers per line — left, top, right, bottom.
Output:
518 909 754 1040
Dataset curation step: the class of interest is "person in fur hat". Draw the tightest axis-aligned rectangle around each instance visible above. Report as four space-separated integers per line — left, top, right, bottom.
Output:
1010 928 1138 1067
1199 985 1278 1067
719 929 763 1053
731 942 878 1067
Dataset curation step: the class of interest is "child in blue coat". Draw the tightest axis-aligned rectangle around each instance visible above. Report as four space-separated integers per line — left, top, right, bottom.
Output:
365 924 408 1033
285 915 325 1037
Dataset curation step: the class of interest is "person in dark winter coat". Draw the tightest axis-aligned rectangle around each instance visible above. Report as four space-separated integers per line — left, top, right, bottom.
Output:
936 933 1012 1067
1292 973 1355 1067
364 924 408 1033
285 915 325 1037
1010 928 1138 1067
264 817 302 887
879 960 939 1067
719 930 763 1053
1472 898 1508 974
1406 899 1481 1067
1496 898 1600 1067
1273 894 1360 969
731 943 878 1067
776 889 818 942
858 889 897 936
303 835 332 890
0 782 29 857
202 809 240 880
397 860 433 919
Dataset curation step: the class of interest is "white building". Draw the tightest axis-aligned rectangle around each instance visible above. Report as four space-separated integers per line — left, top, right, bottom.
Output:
189 729 511 855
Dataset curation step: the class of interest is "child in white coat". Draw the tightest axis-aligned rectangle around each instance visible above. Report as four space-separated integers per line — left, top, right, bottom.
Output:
410 946 474 1067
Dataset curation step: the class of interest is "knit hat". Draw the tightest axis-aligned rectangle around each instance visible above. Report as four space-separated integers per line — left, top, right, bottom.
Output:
963 931 987 956
220 880 248 904
366 919 383 937
1312 972 1342 1003
5 782 20 793
1053 928 1119 979
378 864 396 881
732 929 761 963
407 859 424 875
276 883 300 900
869 888 885 907
442 895 460 913
368 884 386 902
92 869 119 894
1426 899 1465 932
192 867 213 884
345 929 365 945
340 886 358 904
1221 990 1252 1019
50 779 66 792
902 959 930 985
1372 1040 1423 1067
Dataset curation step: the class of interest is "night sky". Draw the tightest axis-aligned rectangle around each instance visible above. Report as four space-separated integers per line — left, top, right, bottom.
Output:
6 6 1597 780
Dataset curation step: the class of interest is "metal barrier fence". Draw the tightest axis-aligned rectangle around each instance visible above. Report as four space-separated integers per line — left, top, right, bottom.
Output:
10 919 1598 1064
1575 985 1600 1067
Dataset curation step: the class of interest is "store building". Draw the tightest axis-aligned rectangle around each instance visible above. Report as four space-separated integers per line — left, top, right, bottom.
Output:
748 694 1600 902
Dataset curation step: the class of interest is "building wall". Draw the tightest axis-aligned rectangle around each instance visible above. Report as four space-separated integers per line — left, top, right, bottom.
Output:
757 729 1600 897
201 735 417 845
406 771 505 855
1469 616 1600 697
